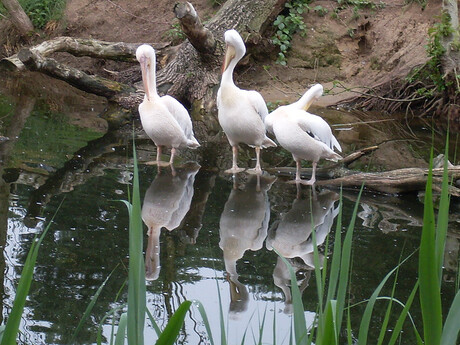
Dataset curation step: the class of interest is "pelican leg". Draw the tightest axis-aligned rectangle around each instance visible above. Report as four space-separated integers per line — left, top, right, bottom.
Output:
301 162 316 185
156 145 162 163
225 145 245 174
247 146 263 175
288 159 303 184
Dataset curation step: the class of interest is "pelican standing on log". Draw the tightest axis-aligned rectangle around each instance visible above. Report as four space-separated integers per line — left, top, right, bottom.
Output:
217 29 276 174
265 84 342 185
136 44 200 168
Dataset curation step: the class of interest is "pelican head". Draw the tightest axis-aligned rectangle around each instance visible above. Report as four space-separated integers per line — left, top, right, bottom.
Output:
136 44 156 101
222 29 246 74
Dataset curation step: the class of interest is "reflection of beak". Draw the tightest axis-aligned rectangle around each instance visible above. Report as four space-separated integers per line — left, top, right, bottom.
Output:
222 44 235 74
140 57 151 101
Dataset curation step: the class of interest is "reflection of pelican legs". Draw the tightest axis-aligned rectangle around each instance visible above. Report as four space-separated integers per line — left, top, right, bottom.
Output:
227 273 249 319
145 227 161 281
273 257 312 314
225 145 245 174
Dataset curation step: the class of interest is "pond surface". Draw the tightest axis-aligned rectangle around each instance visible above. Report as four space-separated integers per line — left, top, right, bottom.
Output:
0 72 459 345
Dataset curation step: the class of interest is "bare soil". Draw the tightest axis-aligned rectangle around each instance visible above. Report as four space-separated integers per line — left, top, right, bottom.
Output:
0 0 439 106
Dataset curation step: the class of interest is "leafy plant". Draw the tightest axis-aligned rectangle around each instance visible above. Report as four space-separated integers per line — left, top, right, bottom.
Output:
313 5 328 17
22 0 66 29
163 21 186 45
271 0 311 65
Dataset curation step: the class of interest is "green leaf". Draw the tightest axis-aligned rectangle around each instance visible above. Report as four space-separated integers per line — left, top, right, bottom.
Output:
419 149 443 345
155 301 192 345
71 267 117 343
126 142 146 345
441 289 460 345
115 313 128 345
276 250 308 345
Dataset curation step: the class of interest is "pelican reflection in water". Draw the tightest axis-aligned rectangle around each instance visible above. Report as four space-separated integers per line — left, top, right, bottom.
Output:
142 162 200 280
219 174 276 318
266 188 339 313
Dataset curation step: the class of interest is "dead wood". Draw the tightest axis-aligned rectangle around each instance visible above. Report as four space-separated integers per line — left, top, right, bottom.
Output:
17 48 136 101
0 36 170 70
268 145 460 195
174 2 216 55
317 166 460 196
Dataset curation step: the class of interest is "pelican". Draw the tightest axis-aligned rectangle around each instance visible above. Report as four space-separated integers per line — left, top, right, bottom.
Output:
217 29 276 174
265 84 342 185
136 44 199 167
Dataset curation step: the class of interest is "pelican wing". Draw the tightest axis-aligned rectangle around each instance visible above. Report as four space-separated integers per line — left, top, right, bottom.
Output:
294 112 342 152
161 95 195 140
246 90 269 122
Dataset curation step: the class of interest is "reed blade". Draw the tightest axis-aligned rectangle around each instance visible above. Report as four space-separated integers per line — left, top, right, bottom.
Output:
419 150 443 345
440 290 460 345
126 143 146 345
155 301 192 345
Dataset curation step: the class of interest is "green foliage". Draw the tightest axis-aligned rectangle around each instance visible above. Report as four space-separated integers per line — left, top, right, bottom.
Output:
405 0 427 10
21 0 66 29
271 0 311 65
408 11 454 94
163 21 186 45
313 5 328 17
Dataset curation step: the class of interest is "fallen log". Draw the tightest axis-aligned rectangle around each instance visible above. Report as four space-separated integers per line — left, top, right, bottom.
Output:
17 48 136 102
0 36 170 70
270 165 460 196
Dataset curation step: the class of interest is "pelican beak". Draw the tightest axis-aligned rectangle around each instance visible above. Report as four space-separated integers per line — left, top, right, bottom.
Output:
303 98 314 111
140 56 151 101
222 44 236 74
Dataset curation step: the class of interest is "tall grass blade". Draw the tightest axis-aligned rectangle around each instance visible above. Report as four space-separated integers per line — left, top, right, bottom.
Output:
336 185 363 334
145 307 162 337
276 251 308 345
115 312 128 345
377 251 403 345
0 202 61 345
96 305 126 345
419 150 443 345
71 268 116 343
216 279 227 345
435 136 450 283
126 143 146 345
440 290 460 345
322 300 338 345
192 300 215 345
326 194 342 303
357 253 413 345
155 300 192 345
387 283 422 345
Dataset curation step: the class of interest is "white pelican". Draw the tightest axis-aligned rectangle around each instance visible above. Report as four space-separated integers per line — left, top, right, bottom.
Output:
265 84 342 185
217 29 276 174
136 44 200 167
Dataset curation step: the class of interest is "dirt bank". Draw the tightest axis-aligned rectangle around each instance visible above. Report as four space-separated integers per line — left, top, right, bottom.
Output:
0 0 440 107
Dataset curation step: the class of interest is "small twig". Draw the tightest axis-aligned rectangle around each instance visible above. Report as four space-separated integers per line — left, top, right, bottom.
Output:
331 118 396 127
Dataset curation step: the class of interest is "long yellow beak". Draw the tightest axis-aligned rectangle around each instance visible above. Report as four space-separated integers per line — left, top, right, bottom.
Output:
140 57 151 101
222 44 236 74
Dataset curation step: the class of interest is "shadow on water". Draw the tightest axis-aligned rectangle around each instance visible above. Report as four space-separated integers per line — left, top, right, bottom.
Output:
0 71 459 344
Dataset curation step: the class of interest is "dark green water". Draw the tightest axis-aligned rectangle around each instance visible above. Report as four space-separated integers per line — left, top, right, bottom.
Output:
1 72 459 344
